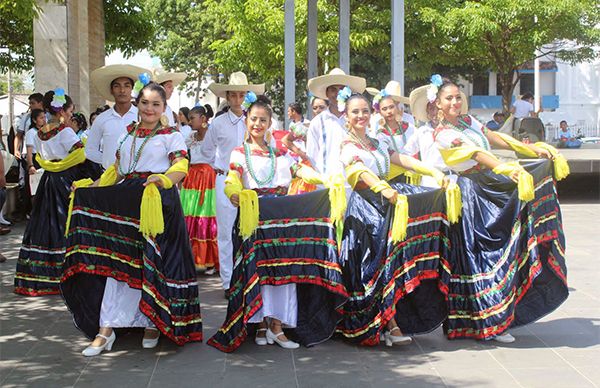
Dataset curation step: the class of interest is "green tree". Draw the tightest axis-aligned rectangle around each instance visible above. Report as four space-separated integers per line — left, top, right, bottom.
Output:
419 0 600 112
146 0 227 103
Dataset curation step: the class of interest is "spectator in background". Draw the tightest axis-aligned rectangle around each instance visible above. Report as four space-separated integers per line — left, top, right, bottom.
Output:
70 112 88 141
486 112 505 131
0 148 11 244
557 120 582 149
89 105 110 126
178 107 193 139
310 97 328 117
282 102 310 161
511 92 540 118
13 93 44 160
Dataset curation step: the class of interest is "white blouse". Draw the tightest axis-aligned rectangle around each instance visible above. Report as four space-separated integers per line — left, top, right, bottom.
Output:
340 137 391 179
116 126 187 174
186 132 211 164
229 145 296 191
375 121 416 155
434 115 491 172
34 125 82 161
25 128 38 153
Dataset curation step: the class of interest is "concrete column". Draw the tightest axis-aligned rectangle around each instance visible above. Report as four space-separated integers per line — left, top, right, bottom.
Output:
307 0 318 119
488 71 497 96
339 0 350 73
34 0 105 117
391 0 404 91
284 0 295 130
34 1 68 94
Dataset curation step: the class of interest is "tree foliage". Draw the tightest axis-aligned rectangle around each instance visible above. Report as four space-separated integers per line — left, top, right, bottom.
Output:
145 0 227 102
104 0 155 57
418 0 600 111
0 0 42 72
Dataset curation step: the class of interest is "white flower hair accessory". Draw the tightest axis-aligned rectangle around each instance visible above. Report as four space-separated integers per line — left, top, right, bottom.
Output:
337 86 352 112
427 74 443 103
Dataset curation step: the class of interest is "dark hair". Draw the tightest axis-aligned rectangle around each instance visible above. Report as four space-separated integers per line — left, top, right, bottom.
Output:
247 100 273 119
345 93 371 112
135 82 167 106
521 92 534 101
190 104 214 119
179 107 190 121
560 120 567 126
71 112 88 131
288 102 303 116
43 90 73 114
29 109 45 129
110 77 134 89
311 97 329 109
436 77 460 99
28 93 44 103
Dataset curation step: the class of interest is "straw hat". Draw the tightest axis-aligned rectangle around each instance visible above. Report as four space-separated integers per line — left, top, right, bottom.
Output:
307 68 366 100
152 69 187 87
366 80 409 104
208 72 265 98
91 64 150 102
409 85 468 123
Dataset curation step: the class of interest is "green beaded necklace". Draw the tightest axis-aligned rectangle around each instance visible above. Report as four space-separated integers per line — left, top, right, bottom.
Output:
384 122 407 153
350 132 390 178
117 122 162 176
443 118 490 150
243 142 276 186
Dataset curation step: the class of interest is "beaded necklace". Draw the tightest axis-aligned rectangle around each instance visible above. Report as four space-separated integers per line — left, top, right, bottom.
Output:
117 122 162 176
384 122 407 153
443 118 490 150
243 142 276 187
350 132 390 178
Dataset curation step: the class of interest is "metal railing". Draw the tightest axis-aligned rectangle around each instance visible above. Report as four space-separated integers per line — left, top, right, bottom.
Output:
544 123 600 142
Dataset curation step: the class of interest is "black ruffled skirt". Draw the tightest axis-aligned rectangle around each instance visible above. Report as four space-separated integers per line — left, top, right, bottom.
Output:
446 159 568 339
14 160 102 296
338 178 452 345
60 178 203 345
208 189 348 352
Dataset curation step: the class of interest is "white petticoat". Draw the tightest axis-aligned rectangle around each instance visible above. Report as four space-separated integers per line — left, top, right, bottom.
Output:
99 277 155 328
248 284 298 328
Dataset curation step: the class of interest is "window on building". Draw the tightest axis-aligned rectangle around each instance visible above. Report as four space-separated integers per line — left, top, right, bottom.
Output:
519 73 534 96
472 73 489 95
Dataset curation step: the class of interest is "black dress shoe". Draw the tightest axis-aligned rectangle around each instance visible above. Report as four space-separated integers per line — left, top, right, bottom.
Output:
0 253 7 263
0 227 10 236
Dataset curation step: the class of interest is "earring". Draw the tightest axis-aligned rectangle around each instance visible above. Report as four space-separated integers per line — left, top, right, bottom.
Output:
437 109 445 122
59 116 65 124
201 122 208 129
160 115 169 127
344 122 351 130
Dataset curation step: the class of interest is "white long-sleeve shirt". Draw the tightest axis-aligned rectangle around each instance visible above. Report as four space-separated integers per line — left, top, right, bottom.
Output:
199 110 246 171
305 108 347 177
85 105 137 169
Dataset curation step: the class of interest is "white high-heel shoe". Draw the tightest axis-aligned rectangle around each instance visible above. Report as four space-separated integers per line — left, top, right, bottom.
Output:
492 333 515 343
82 331 116 356
384 328 412 347
142 329 160 349
266 328 299 349
255 328 268 346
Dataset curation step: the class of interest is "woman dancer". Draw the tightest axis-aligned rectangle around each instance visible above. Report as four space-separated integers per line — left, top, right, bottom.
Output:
209 95 347 352
60 82 202 355
14 90 101 296
337 91 459 346
430 76 569 343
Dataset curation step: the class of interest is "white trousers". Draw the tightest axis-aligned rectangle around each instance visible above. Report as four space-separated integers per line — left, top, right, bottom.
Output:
99 277 154 328
248 284 298 328
215 174 237 289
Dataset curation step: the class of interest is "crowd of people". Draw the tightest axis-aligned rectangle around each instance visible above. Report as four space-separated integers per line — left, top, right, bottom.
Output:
2 64 570 356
